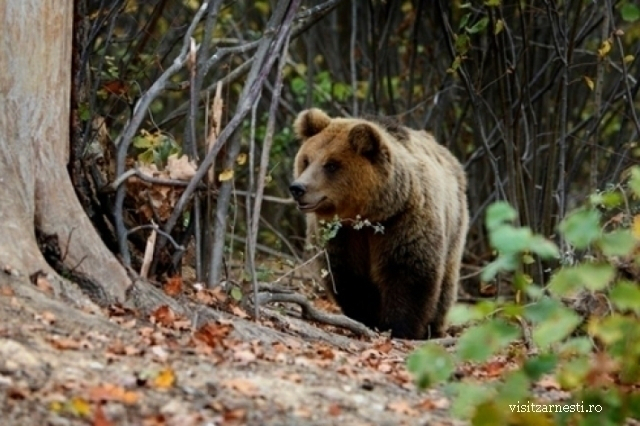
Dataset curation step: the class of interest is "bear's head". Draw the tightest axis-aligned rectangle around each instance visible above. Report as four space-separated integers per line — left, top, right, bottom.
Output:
289 109 396 222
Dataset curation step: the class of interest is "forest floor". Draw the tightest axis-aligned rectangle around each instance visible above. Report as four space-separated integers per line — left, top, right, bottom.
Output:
0 260 570 426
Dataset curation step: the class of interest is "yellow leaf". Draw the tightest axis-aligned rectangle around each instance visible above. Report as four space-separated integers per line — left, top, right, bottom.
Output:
69 397 92 417
494 19 504 35
236 153 247 166
597 39 612 58
632 215 640 239
49 401 64 413
583 76 595 91
218 169 234 182
153 368 176 389
624 54 635 64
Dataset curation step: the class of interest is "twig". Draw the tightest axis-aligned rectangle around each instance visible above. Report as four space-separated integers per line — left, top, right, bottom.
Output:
248 32 291 319
246 92 260 318
233 190 294 204
203 0 302 286
254 291 376 338
113 2 210 265
128 224 185 251
140 226 157 279
157 0 345 129
109 167 207 190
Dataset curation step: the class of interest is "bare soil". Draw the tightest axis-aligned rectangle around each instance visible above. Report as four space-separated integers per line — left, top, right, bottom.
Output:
0 268 463 426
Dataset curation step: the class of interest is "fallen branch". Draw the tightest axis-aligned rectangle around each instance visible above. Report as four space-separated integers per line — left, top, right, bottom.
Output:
254 291 376 338
108 167 208 191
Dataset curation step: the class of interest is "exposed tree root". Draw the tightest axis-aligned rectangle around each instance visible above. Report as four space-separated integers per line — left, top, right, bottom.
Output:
254 291 376 339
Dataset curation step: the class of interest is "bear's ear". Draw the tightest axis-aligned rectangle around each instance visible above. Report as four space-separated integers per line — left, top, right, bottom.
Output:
294 108 331 139
348 123 386 160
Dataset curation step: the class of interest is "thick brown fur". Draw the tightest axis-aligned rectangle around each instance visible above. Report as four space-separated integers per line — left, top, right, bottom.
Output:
290 108 469 339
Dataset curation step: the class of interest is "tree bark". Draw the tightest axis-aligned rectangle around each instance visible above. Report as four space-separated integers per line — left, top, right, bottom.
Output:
0 0 129 303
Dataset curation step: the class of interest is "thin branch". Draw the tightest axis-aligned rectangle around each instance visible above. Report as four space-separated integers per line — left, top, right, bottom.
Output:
128 224 185 251
109 167 207 190
113 2 209 265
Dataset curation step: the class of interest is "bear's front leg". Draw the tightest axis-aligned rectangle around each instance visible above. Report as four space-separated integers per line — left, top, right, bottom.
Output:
375 236 446 339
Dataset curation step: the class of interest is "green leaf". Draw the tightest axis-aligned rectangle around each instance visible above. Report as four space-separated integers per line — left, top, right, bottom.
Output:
629 167 640 197
466 17 490 34
484 0 501 6
454 33 471 54
481 254 519 281
496 370 530 404
78 103 91 121
458 13 471 31
589 191 623 209
548 263 615 296
621 3 640 22
599 229 636 257
230 286 243 301
528 235 560 259
457 319 520 362
137 149 154 164
489 226 532 254
558 208 602 249
557 356 590 390
532 306 581 348
609 280 640 314
523 297 565 323
472 400 507 426
485 201 517 231
523 354 558 380
133 136 154 149
447 303 486 326
446 382 492 419
406 343 454 389
557 337 593 356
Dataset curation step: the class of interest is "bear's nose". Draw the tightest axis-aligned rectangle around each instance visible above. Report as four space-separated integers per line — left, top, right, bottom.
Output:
289 182 306 200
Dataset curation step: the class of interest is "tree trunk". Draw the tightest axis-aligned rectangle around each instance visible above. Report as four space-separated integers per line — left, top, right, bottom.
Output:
0 0 129 303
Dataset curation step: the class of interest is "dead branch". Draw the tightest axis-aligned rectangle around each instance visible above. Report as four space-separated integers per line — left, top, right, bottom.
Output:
254 291 376 339
109 167 207 191
113 2 210 265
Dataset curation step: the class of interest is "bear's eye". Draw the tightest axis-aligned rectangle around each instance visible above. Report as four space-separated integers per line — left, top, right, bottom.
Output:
323 161 340 173
301 157 309 169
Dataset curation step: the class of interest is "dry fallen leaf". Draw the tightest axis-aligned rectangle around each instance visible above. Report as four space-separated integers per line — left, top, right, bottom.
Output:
163 276 182 297
48 337 82 351
69 397 92 418
92 403 113 426
150 305 175 328
167 154 197 180
194 322 233 348
153 368 176 390
0 285 15 297
222 378 259 397
230 305 249 319
387 400 418 416
328 403 342 416
88 384 140 405
233 349 257 364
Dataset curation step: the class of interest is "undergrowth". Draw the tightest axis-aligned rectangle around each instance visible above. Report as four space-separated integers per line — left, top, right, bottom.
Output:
408 166 640 425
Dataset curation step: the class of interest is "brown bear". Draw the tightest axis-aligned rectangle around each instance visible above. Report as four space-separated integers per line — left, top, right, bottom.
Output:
289 109 469 339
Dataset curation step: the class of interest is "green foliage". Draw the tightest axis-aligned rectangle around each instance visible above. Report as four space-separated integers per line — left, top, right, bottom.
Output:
408 166 640 425
482 202 559 281
315 216 384 248
132 130 181 168
621 2 640 22
406 343 454 388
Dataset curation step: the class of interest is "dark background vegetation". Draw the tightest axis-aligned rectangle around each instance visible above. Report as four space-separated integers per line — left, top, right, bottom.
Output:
72 0 640 294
